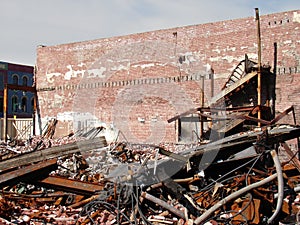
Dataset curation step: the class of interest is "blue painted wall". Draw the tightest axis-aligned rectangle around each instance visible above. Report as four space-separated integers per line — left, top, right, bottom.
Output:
0 61 34 118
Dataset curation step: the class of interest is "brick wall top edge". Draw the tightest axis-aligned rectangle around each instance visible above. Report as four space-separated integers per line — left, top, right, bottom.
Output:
36 9 300 51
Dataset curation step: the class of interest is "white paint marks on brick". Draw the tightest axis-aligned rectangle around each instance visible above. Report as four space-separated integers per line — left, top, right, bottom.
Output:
46 72 61 83
87 67 107 78
54 94 63 108
212 49 221 54
222 55 235 63
226 46 236 52
132 63 155 69
46 64 107 83
209 56 221 62
283 40 292 44
65 65 87 80
111 63 130 71
293 12 300 23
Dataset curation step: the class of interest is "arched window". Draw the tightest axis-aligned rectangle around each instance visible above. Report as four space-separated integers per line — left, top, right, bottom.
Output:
12 74 19 85
22 76 28 86
31 97 35 112
12 96 18 112
21 97 27 112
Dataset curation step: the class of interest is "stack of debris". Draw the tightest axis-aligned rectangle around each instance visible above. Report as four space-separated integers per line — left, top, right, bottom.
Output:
0 118 300 224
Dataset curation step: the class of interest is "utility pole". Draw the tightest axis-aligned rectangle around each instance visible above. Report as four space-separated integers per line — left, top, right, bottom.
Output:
255 8 262 127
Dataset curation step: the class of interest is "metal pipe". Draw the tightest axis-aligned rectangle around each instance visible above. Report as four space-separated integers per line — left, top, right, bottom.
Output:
267 150 284 224
194 173 277 224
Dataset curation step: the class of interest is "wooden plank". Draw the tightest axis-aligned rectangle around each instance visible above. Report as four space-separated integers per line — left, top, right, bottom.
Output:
38 175 104 195
210 71 257 106
0 137 107 172
0 158 57 187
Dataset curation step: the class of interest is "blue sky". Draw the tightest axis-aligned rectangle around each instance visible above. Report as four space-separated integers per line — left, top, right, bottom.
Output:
1 0 300 65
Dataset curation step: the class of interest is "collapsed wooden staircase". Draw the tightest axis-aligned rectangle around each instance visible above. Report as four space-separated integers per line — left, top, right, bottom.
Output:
210 55 258 107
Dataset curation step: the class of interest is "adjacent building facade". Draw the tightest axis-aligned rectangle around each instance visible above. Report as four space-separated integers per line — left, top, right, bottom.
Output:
35 9 300 143
0 61 35 140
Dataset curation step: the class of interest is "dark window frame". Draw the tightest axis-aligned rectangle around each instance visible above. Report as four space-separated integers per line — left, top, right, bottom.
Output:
22 76 28 86
21 96 27 112
12 74 19 85
12 95 18 112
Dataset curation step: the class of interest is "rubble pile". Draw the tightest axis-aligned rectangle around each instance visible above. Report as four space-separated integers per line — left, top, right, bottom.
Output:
0 122 300 224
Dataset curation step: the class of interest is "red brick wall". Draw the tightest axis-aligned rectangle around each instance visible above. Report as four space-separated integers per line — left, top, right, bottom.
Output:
36 9 300 143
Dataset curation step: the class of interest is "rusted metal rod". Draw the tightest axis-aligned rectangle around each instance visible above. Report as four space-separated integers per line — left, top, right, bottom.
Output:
255 8 262 127
141 192 185 219
281 142 300 173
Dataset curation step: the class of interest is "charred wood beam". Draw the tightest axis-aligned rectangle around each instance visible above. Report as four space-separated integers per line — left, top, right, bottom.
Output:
167 108 198 123
233 114 270 125
197 111 271 125
270 106 294 125
167 106 257 123
0 158 57 187
156 167 201 217
158 147 188 163
0 137 107 172
168 105 271 124
186 126 300 160
138 126 300 189
162 178 201 217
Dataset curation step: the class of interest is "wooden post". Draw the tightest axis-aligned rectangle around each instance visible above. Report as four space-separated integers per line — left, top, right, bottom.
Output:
3 85 8 141
210 68 214 98
33 91 37 135
200 75 205 138
255 8 262 127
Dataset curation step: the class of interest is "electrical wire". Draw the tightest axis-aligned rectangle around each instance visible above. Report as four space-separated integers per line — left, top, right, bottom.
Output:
245 151 266 186
198 154 263 194
76 182 134 224
131 190 153 225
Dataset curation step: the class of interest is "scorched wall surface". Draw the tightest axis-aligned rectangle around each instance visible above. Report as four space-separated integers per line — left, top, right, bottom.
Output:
36 9 300 143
